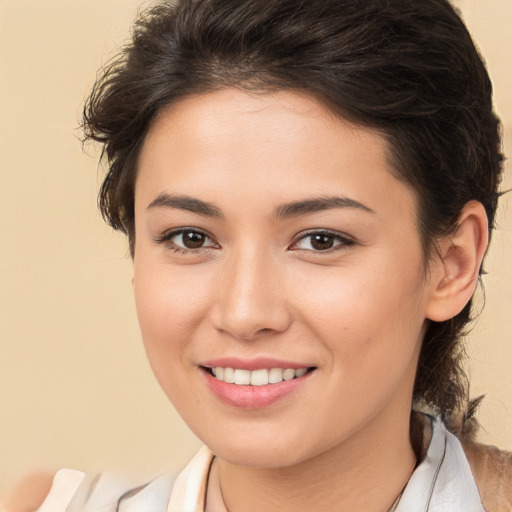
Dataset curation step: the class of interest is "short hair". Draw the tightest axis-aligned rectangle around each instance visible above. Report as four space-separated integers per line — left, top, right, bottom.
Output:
82 0 504 424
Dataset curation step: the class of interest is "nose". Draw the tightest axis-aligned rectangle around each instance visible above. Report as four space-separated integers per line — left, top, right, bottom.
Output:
210 248 292 341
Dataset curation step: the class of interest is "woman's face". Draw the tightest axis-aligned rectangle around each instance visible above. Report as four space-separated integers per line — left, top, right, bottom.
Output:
133 88 439 468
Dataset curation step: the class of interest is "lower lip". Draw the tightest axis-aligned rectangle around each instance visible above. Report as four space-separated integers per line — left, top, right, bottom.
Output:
202 369 314 409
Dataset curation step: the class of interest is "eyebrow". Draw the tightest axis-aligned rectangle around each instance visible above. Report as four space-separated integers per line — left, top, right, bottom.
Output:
147 193 223 217
274 196 375 219
146 193 375 219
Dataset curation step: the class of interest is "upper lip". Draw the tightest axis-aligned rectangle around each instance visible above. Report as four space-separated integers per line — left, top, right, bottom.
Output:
200 357 315 371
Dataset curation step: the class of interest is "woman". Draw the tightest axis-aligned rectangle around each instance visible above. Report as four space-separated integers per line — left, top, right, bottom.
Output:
12 0 512 510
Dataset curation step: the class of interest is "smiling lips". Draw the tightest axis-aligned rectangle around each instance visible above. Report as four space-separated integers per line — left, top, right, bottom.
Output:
211 367 309 385
201 363 315 408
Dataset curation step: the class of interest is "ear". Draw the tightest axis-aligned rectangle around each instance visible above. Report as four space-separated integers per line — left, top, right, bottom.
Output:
426 201 489 322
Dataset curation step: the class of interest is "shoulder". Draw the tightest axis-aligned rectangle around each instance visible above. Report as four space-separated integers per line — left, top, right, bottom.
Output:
2 469 175 512
461 438 512 512
0 471 55 512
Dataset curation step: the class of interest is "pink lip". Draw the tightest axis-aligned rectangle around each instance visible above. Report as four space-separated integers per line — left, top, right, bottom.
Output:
200 367 315 409
200 356 312 371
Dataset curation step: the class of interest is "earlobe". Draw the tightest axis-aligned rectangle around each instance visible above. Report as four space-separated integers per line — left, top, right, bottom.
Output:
426 201 489 322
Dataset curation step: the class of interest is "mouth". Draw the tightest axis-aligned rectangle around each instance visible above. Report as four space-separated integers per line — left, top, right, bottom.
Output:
200 364 317 408
204 366 315 386
198 356 318 408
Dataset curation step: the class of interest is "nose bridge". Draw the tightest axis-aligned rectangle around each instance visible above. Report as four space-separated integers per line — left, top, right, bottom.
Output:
213 244 290 340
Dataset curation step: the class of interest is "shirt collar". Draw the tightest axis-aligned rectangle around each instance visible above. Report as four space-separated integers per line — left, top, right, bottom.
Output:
397 415 484 511
167 416 485 512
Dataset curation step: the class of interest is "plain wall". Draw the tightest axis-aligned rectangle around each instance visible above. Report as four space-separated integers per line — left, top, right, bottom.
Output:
0 0 511 495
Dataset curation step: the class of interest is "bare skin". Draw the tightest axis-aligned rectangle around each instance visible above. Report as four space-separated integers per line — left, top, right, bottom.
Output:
6 89 487 511
208 396 418 512
134 89 488 511
1 472 54 512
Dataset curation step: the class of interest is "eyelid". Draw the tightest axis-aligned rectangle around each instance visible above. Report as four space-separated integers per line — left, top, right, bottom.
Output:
154 227 219 251
289 229 355 252
153 227 353 253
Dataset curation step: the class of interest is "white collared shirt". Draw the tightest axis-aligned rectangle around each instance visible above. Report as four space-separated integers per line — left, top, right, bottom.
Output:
35 416 485 512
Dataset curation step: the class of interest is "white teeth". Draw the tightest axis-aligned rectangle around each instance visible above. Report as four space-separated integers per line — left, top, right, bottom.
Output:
210 366 310 385
224 367 235 383
295 368 307 377
250 369 269 386
283 368 295 381
234 369 251 385
268 368 283 384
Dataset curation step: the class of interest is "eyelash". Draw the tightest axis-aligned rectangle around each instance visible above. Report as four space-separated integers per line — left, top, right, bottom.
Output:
290 229 355 254
154 228 355 254
154 227 218 254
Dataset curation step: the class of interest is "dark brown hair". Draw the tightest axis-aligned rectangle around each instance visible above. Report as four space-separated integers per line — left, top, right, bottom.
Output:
83 0 504 423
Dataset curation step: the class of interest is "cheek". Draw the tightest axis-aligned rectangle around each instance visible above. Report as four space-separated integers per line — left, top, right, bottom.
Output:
295 261 427 365
133 261 210 375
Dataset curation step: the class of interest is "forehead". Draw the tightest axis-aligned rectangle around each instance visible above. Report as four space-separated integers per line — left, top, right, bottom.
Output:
136 88 418 222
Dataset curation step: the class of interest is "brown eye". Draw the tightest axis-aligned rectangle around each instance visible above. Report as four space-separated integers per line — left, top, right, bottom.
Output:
157 228 217 251
181 231 207 249
310 234 335 251
292 231 354 252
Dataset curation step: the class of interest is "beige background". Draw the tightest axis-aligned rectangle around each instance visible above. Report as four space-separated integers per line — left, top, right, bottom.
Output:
0 0 510 495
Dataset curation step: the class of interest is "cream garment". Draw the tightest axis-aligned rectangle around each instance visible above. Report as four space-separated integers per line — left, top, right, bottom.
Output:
35 416 485 512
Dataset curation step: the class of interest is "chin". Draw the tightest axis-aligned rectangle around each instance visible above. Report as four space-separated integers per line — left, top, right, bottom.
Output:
194 423 322 469
214 441 309 469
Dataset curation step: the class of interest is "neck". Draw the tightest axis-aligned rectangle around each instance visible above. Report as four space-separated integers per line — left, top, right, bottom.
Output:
215 407 418 512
